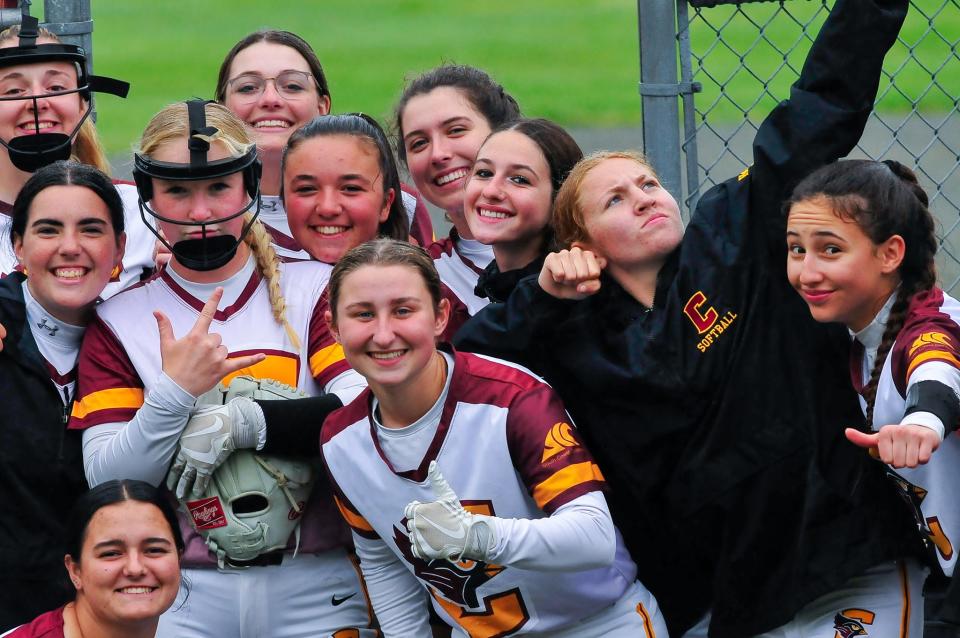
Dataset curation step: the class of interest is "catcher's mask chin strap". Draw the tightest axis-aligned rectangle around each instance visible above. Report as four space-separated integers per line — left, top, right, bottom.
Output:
0 14 130 172
132 99 262 272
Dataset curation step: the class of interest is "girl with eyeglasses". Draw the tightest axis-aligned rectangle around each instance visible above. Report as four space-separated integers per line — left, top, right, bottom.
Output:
215 30 433 259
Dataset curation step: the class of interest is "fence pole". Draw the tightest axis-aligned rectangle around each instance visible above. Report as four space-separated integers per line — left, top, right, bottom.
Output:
637 0 683 206
42 0 91 54
42 0 93 114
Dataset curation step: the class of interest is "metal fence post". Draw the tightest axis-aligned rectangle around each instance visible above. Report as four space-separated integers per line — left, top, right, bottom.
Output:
637 0 684 208
42 0 93 115
43 0 91 64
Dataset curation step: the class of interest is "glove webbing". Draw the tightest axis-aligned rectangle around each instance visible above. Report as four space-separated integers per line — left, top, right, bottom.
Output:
253 454 304 560
253 455 305 515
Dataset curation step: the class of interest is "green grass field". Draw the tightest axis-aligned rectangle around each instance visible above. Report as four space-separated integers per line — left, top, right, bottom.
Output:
75 1 958 155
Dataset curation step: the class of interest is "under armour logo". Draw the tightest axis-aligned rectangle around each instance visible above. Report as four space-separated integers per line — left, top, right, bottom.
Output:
37 317 58 336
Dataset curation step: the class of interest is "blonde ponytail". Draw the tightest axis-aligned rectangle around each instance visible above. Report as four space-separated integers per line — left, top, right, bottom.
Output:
244 216 301 350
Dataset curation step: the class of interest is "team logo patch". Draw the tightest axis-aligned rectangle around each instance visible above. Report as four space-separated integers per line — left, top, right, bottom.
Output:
833 608 875 637
186 496 228 530
683 290 738 352
909 331 952 356
542 422 577 462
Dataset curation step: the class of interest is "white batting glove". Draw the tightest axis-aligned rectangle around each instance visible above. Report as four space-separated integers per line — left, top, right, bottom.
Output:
404 461 497 562
167 396 265 499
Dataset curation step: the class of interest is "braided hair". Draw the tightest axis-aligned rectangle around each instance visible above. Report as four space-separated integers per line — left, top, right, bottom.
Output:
788 159 937 424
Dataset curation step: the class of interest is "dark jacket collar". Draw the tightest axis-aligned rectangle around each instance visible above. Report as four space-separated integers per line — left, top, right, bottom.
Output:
474 254 547 304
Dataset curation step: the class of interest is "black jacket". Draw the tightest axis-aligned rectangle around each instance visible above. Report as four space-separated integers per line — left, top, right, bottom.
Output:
455 0 919 635
0 273 86 630
474 255 547 304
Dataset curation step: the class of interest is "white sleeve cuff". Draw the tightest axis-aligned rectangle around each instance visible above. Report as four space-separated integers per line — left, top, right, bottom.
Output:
326 368 368 405
899 411 945 441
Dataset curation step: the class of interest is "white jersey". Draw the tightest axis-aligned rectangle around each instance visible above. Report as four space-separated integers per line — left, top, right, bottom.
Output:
323 349 638 635
854 287 960 576
0 182 157 299
427 230 493 340
70 258 352 565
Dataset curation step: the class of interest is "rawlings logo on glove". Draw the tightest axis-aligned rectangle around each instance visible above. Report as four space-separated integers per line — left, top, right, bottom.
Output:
168 375 318 569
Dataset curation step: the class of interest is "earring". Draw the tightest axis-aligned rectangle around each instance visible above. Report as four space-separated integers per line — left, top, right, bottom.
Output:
110 264 121 279
18 265 27 276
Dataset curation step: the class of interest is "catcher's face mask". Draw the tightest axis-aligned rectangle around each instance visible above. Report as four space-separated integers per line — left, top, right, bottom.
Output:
0 15 129 172
133 99 262 272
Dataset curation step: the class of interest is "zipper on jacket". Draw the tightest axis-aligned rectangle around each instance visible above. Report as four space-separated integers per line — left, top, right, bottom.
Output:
61 387 71 425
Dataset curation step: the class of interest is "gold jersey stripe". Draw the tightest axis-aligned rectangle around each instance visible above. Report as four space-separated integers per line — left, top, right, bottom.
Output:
310 343 346 379
906 349 960 381
334 495 374 533
222 355 298 388
532 461 605 509
71 387 145 419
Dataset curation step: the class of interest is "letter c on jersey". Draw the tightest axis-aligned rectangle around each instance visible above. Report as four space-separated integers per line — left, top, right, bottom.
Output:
684 291 719 334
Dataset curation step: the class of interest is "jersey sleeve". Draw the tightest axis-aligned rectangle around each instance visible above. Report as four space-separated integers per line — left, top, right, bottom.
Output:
891 290 960 396
308 288 352 388
69 316 145 430
504 383 606 514
455 277 571 375
353 531 432 637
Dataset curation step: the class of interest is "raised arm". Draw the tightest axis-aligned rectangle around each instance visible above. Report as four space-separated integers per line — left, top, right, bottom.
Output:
747 0 909 241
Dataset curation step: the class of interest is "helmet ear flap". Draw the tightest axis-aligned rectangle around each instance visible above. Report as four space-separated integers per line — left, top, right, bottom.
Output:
132 166 153 203
244 157 262 201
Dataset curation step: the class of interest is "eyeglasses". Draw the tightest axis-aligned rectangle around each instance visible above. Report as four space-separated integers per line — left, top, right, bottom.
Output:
226 71 317 103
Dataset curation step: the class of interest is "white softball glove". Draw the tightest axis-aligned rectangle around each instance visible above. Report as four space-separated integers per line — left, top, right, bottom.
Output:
167 376 303 498
404 461 497 563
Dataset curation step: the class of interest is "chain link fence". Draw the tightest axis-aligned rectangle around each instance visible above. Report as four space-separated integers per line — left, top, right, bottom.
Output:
639 0 960 292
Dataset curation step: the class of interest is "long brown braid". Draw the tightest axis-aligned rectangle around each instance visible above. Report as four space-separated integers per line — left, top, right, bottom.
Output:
788 159 938 426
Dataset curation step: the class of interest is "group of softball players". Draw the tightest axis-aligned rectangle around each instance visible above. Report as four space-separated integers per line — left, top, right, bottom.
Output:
3 0 957 636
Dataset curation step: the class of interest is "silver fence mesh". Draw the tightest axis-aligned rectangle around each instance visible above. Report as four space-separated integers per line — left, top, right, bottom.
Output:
646 1 960 291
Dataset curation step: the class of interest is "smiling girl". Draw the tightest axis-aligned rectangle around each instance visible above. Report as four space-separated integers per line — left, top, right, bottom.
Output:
0 161 125 630
395 65 520 323
786 158 960 579
2 480 184 638
465 118 582 303
320 238 667 637
216 30 431 258
0 20 154 298
281 113 408 264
